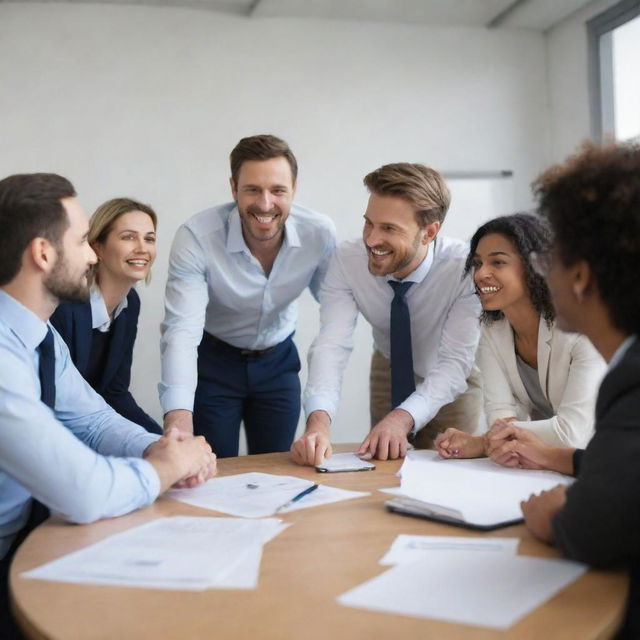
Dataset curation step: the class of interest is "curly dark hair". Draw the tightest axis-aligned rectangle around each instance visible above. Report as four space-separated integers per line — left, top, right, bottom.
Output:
533 141 640 335
464 213 555 325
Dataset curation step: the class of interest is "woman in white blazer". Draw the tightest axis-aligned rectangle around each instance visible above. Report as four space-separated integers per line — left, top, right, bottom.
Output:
436 213 605 460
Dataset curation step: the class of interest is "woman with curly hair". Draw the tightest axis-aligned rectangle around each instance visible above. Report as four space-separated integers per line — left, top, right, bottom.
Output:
435 213 604 461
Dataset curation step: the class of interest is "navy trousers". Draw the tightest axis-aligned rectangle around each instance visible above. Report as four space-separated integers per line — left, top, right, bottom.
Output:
193 334 301 458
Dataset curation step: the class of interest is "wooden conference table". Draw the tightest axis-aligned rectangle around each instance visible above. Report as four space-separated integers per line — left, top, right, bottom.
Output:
10 445 628 640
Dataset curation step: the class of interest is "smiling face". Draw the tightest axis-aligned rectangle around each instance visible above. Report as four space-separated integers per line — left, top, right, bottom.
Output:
92 210 156 286
472 233 530 313
362 193 438 279
231 157 295 246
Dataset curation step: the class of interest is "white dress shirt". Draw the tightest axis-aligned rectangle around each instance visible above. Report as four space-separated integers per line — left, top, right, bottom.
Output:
303 235 481 429
89 284 128 332
0 290 160 560
160 202 336 414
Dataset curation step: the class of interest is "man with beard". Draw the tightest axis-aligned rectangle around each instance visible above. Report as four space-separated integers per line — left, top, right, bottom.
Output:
291 163 482 465
160 135 336 457
0 173 215 638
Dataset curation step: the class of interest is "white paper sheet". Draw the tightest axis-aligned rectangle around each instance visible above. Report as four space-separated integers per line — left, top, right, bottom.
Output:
23 516 288 591
379 534 520 565
398 451 573 527
167 472 369 518
338 551 586 629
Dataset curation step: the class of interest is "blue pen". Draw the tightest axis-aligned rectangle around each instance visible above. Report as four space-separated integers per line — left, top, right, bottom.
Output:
275 483 319 513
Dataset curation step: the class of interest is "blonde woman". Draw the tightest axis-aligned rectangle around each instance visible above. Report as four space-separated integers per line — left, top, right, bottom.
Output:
51 198 160 433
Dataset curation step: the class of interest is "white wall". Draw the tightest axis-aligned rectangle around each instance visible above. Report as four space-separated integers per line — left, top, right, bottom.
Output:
0 2 551 445
546 0 620 160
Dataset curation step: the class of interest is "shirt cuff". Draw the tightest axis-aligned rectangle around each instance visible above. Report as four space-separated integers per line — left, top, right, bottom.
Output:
159 385 195 415
135 457 162 502
303 395 337 423
398 392 432 434
127 432 162 458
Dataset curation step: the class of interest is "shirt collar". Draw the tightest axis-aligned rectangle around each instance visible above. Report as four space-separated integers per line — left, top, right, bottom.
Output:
385 239 436 285
90 285 128 332
0 289 49 351
607 334 636 372
226 206 300 254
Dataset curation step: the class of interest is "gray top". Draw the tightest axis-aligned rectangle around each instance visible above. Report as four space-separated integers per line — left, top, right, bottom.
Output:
515 354 555 420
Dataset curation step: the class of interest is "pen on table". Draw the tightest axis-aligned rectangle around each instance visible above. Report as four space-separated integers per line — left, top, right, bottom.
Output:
275 484 319 513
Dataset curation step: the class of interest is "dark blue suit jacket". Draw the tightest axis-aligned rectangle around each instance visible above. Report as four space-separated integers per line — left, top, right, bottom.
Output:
51 289 161 434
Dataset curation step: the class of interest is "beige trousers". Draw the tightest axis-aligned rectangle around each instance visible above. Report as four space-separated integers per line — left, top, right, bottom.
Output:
369 349 483 449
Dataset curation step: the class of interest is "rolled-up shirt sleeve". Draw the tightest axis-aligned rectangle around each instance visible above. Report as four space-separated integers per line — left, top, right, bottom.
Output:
303 252 359 422
159 225 209 414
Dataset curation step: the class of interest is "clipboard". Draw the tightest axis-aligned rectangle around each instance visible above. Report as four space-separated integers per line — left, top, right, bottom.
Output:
385 496 523 531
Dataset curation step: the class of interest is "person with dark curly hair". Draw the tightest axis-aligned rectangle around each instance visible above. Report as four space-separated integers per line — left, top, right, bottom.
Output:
435 213 604 461
485 141 640 639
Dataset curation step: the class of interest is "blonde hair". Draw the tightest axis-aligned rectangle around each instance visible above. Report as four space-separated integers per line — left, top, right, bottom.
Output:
364 163 450 226
90 198 157 285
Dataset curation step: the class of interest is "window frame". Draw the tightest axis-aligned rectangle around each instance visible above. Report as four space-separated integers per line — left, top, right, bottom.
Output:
587 0 640 140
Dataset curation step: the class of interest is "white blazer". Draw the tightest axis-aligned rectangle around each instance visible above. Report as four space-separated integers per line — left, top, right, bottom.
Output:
477 317 605 447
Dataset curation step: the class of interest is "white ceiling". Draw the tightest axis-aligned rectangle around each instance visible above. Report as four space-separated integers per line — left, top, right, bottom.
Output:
2 0 597 30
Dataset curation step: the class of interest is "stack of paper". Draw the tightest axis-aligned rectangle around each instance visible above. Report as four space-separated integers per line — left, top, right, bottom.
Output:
23 516 288 590
338 534 586 629
167 472 369 517
387 451 574 529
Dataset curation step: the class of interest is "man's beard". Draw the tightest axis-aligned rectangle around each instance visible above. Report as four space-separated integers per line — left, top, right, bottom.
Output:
44 249 90 304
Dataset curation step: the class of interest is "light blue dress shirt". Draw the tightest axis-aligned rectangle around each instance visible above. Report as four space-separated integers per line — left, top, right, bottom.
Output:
159 202 336 414
0 290 160 560
303 235 481 429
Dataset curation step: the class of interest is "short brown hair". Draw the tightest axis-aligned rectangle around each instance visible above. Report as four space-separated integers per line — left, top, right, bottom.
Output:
230 134 298 185
533 141 640 334
363 163 451 226
0 173 75 286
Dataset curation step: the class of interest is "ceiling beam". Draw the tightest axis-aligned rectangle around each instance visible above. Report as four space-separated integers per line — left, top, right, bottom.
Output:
486 0 530 28
247 0 261 16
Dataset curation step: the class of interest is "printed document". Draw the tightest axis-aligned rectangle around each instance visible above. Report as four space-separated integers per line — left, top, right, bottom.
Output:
379 534 519 565
23 516 287 591
167 472 369 518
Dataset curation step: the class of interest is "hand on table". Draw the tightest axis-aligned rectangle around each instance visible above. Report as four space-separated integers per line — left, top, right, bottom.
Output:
357 409 413 461
144 427 216 492
290 410 332 466
521 484 567 543
435 428 486 459
486 420 565 472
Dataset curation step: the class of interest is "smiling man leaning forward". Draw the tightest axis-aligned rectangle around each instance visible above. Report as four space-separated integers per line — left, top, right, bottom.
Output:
291 163 483 465
160 135 336 458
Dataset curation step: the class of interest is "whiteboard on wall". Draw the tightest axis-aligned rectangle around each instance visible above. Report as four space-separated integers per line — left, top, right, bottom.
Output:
442 175 516 243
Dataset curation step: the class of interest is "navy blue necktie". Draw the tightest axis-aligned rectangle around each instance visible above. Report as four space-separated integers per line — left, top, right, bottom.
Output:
389 280 415 408
38 327 56 409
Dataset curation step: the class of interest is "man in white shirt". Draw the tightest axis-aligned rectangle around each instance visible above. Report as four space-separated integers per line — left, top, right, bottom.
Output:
292 163 482 465
160 135 336 457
